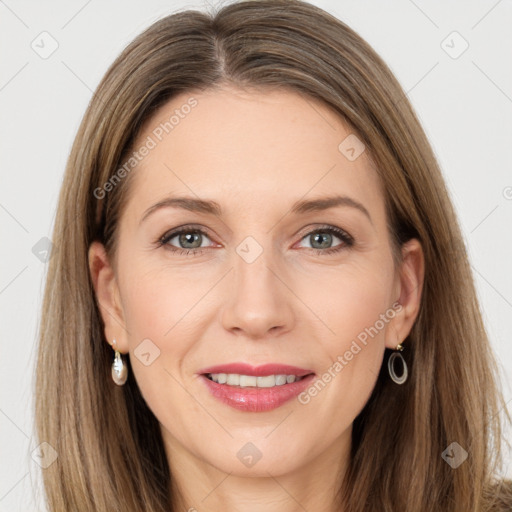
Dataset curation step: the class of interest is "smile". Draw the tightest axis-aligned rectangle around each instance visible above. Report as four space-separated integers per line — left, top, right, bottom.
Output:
198 363 316 412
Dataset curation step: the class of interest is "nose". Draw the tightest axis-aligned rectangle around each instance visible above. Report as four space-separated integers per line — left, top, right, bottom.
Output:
221 245 296 340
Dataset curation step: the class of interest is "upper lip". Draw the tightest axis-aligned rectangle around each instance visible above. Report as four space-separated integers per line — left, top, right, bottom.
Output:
198 363 314 377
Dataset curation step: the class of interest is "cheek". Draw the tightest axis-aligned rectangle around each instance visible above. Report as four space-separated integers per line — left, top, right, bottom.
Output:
121 261 208 339
299 259 395 414
304 255 395 345
118 262 202 397
118 265 212 446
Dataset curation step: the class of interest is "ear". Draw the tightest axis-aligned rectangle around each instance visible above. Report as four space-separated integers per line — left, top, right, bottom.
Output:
385 238 424 349
88 241 129 353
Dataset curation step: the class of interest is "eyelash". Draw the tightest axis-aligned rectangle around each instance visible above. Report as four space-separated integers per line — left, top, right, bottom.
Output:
156 224 354 257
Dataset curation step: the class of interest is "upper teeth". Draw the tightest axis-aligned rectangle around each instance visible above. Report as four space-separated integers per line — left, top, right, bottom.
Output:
208 373 302 387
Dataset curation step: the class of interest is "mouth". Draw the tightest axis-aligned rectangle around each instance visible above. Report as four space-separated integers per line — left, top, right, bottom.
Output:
197 363 316 412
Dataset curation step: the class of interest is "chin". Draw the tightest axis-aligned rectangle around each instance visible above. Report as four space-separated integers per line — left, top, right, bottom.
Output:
198 434 311 477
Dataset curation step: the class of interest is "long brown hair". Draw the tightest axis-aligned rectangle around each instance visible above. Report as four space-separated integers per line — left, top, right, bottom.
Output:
34 1 511 510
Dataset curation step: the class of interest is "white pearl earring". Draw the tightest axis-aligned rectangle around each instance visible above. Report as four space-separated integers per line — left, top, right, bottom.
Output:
111 339 128 386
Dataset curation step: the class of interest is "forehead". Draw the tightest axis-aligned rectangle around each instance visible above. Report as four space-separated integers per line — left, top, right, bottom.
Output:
124 87 384 222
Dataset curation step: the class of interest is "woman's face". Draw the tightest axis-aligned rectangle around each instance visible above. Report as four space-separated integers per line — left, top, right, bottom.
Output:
90 87 422 480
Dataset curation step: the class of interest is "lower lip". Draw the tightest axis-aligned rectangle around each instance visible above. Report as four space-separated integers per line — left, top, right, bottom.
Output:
200 374 316 412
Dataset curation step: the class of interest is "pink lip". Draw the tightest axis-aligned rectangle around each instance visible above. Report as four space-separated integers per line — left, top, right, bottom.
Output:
197 362 314 377
197 363 316 413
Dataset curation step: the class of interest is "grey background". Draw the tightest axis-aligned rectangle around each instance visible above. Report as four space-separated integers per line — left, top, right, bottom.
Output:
1 0 511 509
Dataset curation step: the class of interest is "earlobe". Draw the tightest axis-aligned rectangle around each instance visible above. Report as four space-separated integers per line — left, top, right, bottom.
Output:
88 241 128 352
386 238 424 349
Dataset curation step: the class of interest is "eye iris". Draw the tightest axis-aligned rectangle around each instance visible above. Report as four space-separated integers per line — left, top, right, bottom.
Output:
311 232 332 249
179 232 202 249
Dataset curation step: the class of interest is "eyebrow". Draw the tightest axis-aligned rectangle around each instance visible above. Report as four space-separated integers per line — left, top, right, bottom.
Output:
140 194 372 225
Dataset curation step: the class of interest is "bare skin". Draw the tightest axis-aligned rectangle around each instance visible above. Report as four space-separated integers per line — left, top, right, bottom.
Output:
89 86 424 512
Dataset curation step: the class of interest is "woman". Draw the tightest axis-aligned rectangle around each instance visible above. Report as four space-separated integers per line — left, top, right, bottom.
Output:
35 0 512 510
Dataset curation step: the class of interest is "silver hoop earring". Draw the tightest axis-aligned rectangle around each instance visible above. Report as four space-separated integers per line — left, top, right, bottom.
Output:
111 339 128 386
388 343 408 385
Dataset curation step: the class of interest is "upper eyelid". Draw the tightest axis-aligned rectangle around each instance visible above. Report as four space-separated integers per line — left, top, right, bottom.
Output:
160 225 214 242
